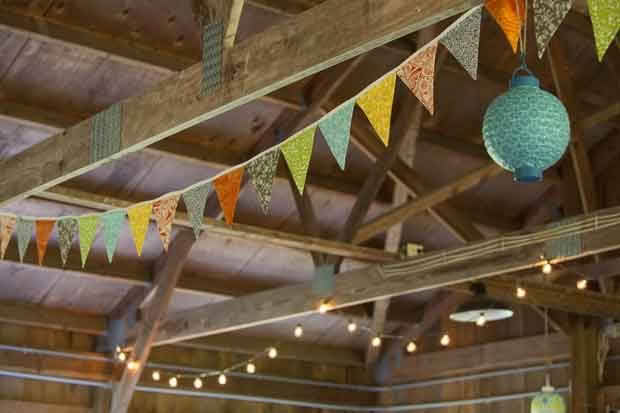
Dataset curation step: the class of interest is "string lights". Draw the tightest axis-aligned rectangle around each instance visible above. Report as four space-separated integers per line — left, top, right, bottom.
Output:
347 320 357 333
440 333 451 347
294 324 304 338
576 279 588 290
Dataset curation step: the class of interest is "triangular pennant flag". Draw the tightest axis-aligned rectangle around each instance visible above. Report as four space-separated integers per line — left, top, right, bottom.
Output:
214 168 244 225
78 215 99 267
485 0 526 53
16 218 34 262
280 126 316 194
356 73 396 145
57 217 78 266
127 203 152 257
533 0 572 58
587 0 620 61
396 43 438 115
182 183 211 239
246 150 280 214
153 196 180 251
440 8 482 79
35 219 55 265
101 210 125 263
318 100 355 170
0 216 16 260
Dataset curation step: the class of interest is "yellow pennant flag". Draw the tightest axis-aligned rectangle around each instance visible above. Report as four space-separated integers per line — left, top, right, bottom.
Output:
127 203 152 256
356 73 396 146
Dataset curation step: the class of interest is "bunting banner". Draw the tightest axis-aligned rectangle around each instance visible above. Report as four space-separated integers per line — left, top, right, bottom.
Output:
79 215 99 267
356 73 396 146
281 126 316 195
16 217 33 263
58 217 78 266
102 210 125 263
128 203 152 256
214 168 244 225
396 43 438 115
587 0 620 61
318 99 355 170
485 0 526 53
35 219 55 265
153 196 180 251
246 150 280 214
183 183 211 239
533 0 572 59
440 7 482 79
0 216 16 260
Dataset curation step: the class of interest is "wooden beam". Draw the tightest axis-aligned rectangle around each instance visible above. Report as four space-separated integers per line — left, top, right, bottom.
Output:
0 0 482 207
570 316 600 413
0 400 92 413
110 233 195 413
149 205 620 346
365 298 390 367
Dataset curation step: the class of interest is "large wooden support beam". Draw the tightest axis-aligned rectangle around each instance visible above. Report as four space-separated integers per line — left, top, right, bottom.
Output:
148 206 620 347
570 316 601 413
0 0 481 207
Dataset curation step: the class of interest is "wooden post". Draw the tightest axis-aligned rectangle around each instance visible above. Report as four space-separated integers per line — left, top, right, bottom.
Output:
570 315 600 413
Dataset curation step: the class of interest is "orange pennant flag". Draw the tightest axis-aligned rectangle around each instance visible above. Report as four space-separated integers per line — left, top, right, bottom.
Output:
36 219 55 265
486 0 526 53
214 168 244 225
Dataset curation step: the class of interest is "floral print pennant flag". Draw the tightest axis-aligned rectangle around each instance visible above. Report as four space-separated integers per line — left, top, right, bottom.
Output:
396 42 438 114
0 216 16 260
440 8 482 79
214 168 244 225
35 219 55 265
58 217 78 266
183 183 211 239
246 150 280 214
153 195 180 251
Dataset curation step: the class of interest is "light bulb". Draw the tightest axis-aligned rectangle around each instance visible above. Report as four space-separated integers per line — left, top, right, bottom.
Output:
117 351 127 362
246 362 256 374
127 360 140 372
542 261 552 274
294 324 303 338
476 313 487 327
152 370 160 381
318 303 330 314
406 341 417 353
577 279 587 290
168 376 178 388
347 320 357 333
218 374 227 385
371 336 382 347
193 377 203 389
516 286 526 298
440 333 450 347
268 347 278 359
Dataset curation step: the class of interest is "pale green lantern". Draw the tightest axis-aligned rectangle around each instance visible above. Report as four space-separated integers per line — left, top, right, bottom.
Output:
531 375 566 413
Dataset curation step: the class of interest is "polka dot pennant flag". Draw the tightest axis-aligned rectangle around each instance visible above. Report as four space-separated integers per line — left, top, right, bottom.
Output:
280 126 316 195
57 217 78 266
127 203 152 257
0 216 16 260
533 0 572 59
101 210 125 263
485 0 526 54
16 218 34 263
214 168 244 225
246 150 280 215
79 215 100 267
396 42 438 115
587 0 620 61
35 219 55 265
440 7 482 79
183 183 211 240
153 195 180 251
356 72 396 146
318 99 355 170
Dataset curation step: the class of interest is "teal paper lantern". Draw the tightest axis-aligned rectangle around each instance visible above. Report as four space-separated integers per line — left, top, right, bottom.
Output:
482 69 570 182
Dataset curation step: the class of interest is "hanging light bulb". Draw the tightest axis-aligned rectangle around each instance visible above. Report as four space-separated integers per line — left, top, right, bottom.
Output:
152 370 161 381
371 336 382 347
294 324 303 338
218 373 227 385
318 302 330 314
440 333 450 346
542 261 552 275
117 351 127 362
516 286 527 298
406 341 417 353
476 313 487 327
576 279 587 290
268 347 278 359
347 320 357 333
168 376 178 388
246 362 256 374
127 360 140 372
193 377 203 389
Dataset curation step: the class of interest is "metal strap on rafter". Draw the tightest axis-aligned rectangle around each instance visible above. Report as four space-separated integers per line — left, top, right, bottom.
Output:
201 21 224 95
544 217 583 259
90 103 122 164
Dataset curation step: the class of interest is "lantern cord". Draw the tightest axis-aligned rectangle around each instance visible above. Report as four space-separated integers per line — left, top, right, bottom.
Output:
516 0 528 62
544 306 552 387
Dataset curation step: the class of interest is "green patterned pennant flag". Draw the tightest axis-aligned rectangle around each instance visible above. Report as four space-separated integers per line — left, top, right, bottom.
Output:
182 183 211 239
246 150 280 214
280 126 316 195
440 7 482 79
318 100 355 170
127 203 152 257
79 215 100 267
58 217 78 266
102 210 125 263
587 0 620 61
16 217 34 263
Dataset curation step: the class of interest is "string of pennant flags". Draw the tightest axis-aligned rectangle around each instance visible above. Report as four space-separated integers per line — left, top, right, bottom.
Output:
0 0 617 268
